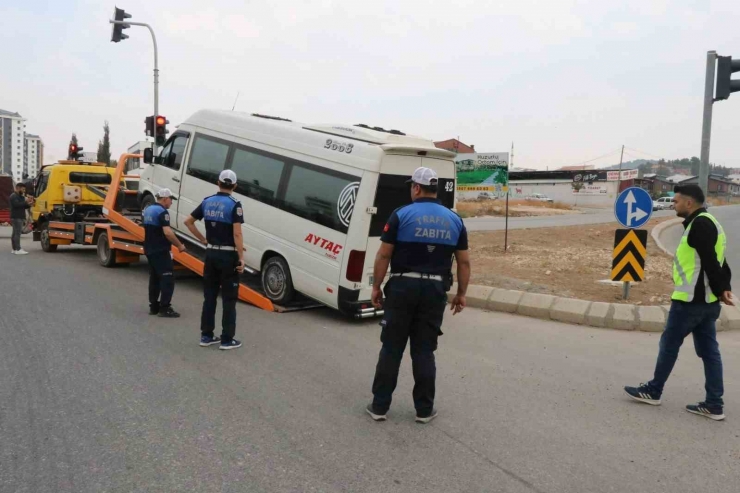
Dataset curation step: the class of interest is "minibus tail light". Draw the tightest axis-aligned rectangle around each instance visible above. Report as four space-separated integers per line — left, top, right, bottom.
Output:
346 250 366 282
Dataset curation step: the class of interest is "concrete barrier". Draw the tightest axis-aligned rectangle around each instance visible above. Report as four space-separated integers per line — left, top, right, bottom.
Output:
550 297 592 325
442 282 740 333
517 293 557 319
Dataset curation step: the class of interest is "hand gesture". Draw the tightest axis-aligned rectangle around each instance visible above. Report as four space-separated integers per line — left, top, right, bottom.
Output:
450 294 466 315
371 286 383 309
721 291 735 306
236 260 245 274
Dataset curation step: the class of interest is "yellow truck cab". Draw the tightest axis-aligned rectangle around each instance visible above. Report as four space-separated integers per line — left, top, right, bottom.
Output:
32 161 117 224
31 161 141 251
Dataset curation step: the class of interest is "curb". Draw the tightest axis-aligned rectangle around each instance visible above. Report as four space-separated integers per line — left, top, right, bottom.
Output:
651 218 683 257
450 283 740 332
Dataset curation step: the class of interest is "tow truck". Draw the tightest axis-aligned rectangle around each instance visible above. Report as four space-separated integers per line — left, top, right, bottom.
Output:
34 153 320 313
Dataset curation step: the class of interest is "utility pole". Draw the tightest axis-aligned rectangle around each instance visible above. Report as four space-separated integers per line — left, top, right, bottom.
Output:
617 144 625 193
617 144 629 300
699 51 717 195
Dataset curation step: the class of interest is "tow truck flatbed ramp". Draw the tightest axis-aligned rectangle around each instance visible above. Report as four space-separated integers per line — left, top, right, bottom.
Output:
44 153 322 313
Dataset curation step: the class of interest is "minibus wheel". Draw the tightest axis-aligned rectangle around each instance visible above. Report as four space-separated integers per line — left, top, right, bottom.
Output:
261 256 295 304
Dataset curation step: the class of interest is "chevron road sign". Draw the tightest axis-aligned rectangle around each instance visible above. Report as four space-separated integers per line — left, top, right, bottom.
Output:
611 229 648 282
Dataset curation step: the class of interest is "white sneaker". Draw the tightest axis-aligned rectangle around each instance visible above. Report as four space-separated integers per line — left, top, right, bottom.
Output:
10 250 17 254
15 249 29 255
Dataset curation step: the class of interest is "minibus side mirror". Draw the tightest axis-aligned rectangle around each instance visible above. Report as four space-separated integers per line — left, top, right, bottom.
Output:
143 147 154 164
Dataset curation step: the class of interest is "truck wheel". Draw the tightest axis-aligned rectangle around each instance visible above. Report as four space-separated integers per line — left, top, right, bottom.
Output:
40 222 57 252
261 256 295 304
141 193 155 210
97 232 117 267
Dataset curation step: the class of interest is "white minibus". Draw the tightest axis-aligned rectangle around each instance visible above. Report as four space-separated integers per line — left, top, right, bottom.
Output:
138 110 456 318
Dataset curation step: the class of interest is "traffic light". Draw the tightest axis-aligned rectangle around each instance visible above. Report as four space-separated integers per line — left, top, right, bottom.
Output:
716 55 740 101
145 116 154 137
111 7 131 43
155 115 169 146
68 144 83 160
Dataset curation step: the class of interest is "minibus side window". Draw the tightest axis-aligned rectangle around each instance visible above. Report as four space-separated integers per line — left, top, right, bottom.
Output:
230 147 284 205
187 135 231 185
280 164 359 234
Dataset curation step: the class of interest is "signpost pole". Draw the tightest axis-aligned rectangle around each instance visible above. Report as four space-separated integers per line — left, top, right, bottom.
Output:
504 142 513 253
504 191 509 253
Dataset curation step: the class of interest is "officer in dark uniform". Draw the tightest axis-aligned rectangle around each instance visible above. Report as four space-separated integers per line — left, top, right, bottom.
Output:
142 188 186 318
184 169 246 350
367 167 471 423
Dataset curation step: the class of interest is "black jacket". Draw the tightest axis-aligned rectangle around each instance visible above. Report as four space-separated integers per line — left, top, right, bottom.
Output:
682 208 732 304
9 192 31 220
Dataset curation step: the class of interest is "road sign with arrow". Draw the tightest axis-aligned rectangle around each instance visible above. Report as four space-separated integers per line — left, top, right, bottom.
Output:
614 187 653 229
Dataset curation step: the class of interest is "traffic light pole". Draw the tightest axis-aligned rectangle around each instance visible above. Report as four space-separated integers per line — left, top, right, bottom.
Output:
699 51 716 196
109 19 159 151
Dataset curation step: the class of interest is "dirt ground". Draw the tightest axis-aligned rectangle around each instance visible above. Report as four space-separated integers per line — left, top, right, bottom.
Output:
467 217 677 305
456 199 577 218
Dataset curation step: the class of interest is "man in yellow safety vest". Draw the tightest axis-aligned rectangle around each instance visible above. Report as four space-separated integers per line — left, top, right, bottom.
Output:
624 184 734 421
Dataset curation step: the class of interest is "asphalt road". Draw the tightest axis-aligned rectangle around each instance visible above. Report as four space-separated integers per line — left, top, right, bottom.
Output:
3 239 740 492
660 205 740 272
464 208 677 232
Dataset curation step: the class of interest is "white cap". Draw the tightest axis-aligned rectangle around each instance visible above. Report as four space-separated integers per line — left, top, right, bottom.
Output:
155 188 176 200
219 169 237 185
406 167 438 186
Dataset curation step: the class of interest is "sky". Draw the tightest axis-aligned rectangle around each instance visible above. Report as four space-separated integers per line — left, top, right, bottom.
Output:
1 0 739 170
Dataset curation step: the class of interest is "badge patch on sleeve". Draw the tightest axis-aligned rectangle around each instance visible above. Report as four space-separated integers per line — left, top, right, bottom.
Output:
236 207 243 217
383 224 389 233
164 213 170 222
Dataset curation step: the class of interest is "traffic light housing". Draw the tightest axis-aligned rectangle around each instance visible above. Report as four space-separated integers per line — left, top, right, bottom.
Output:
145 116 154 137
111 7 131 43
716 55 740 101
68 144 83 160
155 115 169 146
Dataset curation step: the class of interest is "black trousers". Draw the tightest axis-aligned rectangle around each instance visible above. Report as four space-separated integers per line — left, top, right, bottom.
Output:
201 250 239 342
11 218 24 251
371 276 447 416
146 251 174 309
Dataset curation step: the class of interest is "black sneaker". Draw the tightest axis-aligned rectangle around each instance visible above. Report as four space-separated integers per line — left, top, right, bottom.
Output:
366 404 387 422
149 305 160 315
157 307 180 318
686 402 725 421
624 383 662 406
415 409 438 424
200 334 221 347
219 339 242 350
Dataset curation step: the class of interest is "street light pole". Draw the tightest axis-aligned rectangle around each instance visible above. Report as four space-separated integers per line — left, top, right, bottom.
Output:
699 51 717 195
109 19 159 151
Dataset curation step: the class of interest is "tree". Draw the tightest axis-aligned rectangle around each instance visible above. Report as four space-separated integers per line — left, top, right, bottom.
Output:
97 121 111 166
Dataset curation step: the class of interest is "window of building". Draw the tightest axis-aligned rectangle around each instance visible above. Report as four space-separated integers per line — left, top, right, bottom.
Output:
230 146 285 205
281 164 358 233
186 134 230 184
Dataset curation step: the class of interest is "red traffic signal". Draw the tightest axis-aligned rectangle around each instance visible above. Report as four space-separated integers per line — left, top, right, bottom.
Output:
155 115 169 146
68 144 83 159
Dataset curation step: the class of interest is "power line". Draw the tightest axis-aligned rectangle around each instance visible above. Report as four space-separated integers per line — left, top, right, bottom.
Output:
624 146 664 160
561 149 623 169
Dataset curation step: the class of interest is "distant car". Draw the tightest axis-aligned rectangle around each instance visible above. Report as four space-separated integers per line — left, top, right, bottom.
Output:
526 193 554 203
477 192 496 200
652 197 674 211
